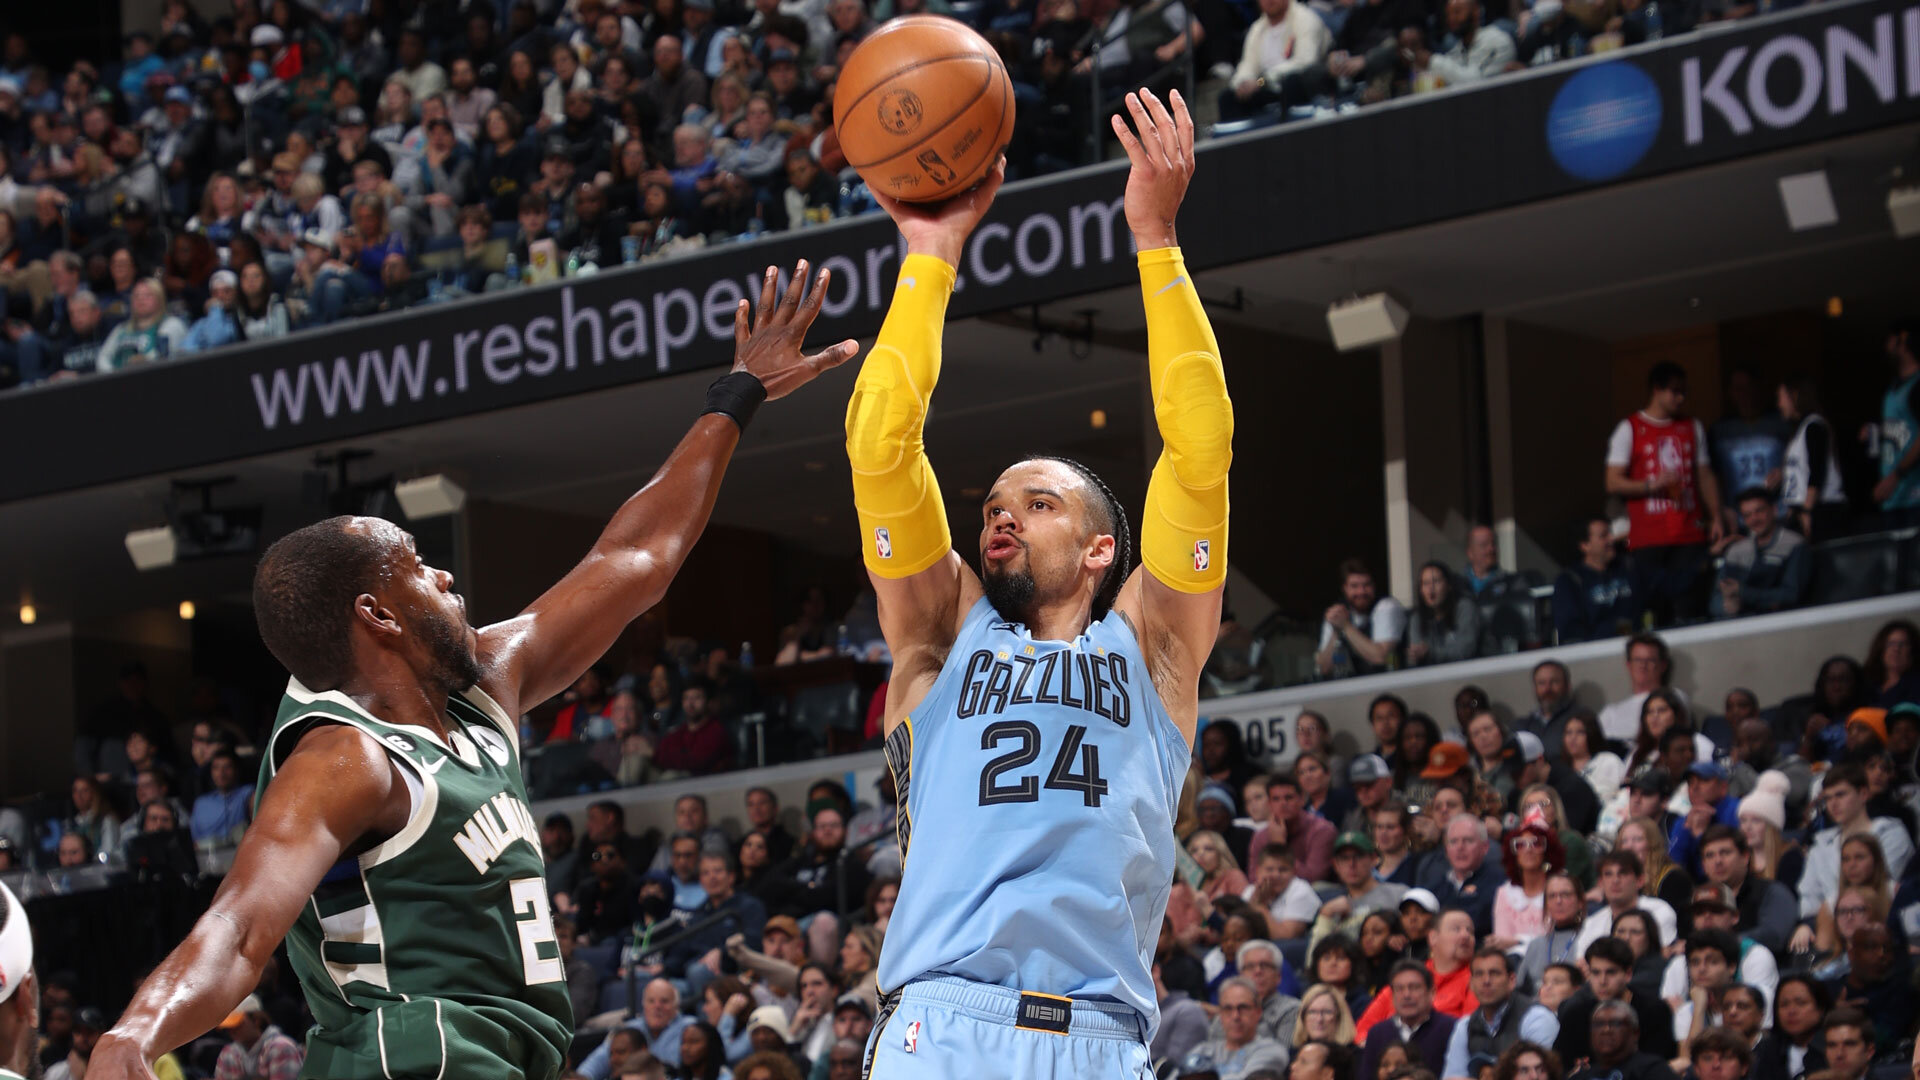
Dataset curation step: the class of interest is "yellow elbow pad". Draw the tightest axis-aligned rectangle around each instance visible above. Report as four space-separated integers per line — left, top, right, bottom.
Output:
844 255 955 578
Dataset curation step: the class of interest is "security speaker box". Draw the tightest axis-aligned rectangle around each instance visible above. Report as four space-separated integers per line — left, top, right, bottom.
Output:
1327 293 1410 352
395 474 468 519
1890 185 1920 239
125 526 179 571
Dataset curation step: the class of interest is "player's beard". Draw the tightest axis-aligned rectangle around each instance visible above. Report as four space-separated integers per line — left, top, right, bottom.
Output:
981 564 1037 622
420 605 484 695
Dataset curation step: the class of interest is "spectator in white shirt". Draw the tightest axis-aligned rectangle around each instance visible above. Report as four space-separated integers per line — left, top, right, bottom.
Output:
1244 845 1324 939
1218 0 1332 121
1598 632 1688 743
1316 558 1407 679
1798 762 1914 921
1418 0 1516 86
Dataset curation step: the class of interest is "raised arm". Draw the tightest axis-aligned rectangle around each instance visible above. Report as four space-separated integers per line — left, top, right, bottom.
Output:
477 263 857 714
853 166 1005 733
90 726 408 1080
1108 90 1231 747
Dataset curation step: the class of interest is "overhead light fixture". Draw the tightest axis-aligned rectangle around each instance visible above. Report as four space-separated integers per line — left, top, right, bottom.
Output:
1327 293 1409 352
126 525 179 571
1828 296 1844 317
394 474 467 519
1090 409 1108 430
1890 185 1920 238
178 601 196 621
1779 171 1838 231
18 603 35 626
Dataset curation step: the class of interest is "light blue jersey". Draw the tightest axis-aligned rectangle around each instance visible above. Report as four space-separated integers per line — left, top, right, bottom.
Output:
1883 373 1920 510
876 596 1190 1040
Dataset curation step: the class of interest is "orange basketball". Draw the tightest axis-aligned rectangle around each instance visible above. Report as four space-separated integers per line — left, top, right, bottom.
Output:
833 16 1014 203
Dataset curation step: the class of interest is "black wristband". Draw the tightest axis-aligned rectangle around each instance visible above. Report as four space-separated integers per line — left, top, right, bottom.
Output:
703 371 767 431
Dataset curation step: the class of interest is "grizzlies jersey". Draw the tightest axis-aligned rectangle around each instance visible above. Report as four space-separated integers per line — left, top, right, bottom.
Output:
876 597 1190 1037
257 680 572 1079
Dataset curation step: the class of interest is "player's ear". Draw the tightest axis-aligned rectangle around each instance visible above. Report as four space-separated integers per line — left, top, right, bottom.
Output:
1085 531 1115 571
353 593 404 637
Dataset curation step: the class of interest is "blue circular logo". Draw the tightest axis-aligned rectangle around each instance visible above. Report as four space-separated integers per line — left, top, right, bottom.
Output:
1546 62 1662 182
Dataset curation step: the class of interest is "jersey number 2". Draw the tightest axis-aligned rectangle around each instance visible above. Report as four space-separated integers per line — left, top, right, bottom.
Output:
510 877 566 986
979 722 1108 807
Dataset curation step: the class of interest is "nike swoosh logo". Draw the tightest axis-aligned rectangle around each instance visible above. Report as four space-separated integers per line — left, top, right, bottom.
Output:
420 755 447 774
1155 275 1187 296
901 276 916 289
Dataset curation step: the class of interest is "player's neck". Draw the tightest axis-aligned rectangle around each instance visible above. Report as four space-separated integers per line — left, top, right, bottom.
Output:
338 672 453 738
1013 594 1096 643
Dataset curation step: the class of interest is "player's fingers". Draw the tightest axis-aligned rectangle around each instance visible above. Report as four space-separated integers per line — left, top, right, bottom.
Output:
805 339 861 371
795 265 831 327
755 265 778 329
1141 89 1178 169
734 298 751 347
1171 89 1196 170
1109 113 1145 167
1123 92 1164 168
778 259 809 320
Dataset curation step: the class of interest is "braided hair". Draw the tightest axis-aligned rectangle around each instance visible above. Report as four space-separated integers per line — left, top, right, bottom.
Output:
1023 455 1132 620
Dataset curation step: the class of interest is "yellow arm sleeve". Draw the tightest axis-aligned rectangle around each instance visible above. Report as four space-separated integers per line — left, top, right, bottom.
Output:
844 254 956 578
1138 247 1233 593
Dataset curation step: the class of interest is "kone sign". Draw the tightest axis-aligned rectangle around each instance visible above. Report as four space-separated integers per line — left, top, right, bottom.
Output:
1682 6 1920 144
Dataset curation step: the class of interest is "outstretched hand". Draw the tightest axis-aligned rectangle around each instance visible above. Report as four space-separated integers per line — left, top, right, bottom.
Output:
731 260 860 401
870 157 1007 267
1110 88 1195 251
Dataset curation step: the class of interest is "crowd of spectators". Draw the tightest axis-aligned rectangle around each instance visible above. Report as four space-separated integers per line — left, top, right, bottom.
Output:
11 592 1920 1080
0 0 1829 388
1206 335 1920 694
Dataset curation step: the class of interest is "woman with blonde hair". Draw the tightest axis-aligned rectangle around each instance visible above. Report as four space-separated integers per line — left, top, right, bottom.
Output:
1805 833 1892 954
1186 829 1248 900
1613 816 1694 926
1737 774 1805 887
97 278 186 371
1292 983 1357 1047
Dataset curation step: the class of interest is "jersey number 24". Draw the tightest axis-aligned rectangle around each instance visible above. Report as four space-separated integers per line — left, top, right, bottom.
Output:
979 722 1109 808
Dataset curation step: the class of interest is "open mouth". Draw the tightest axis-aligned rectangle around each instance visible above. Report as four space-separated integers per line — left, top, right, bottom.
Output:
984 534 1022 561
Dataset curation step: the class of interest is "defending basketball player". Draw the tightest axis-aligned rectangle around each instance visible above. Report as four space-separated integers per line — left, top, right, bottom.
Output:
88 265 858 1080
850 88 1229 1078
0 881 40 1080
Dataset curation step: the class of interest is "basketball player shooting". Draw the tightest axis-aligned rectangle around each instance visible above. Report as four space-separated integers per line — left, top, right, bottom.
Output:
850 88 1231 1078
88 264 858 1080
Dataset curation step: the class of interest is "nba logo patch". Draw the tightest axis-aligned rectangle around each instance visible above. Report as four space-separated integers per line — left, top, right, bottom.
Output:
1193 539 1211 572
875 527 893 559
903 1020 921 1053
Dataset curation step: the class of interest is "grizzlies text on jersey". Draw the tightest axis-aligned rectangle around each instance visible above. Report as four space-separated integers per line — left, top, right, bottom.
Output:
258 680 573 1080
875 597 1189 1039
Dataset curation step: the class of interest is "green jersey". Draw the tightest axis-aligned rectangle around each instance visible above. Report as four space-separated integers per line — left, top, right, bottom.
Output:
258 679 573 1080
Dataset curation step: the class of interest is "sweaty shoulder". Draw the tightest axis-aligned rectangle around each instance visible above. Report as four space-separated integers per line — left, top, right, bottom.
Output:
267 721 409 855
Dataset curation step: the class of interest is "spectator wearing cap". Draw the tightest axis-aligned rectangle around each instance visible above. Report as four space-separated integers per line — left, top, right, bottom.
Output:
1344 755 1396 835
1659 882 1779 1022
1315 559 1406 679
287 227 370 325
179 268 240 353
45 1006 109 1080
1400 888 1440 962
1418 815 1507 938
530 137 581 238
1510 733 1599 837
1801 762 1913 922
322 106 393 194
1619 768 1681 841
1406 739 1469 811
1249 773 1336 883
210 994 302 1080
1311 831 1408 946
681 0 740 79
744 1004 809 1074
1669 761 1740 875
1201 977 1292 1080
1199 783 1256 868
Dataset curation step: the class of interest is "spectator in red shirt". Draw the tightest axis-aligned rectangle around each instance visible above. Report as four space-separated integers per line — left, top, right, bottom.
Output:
1248 772 1337 882
1604 362 1725 623
655 678 737 776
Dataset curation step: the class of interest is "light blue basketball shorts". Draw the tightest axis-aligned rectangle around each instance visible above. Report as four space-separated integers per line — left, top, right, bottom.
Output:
862 976 1153 1080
